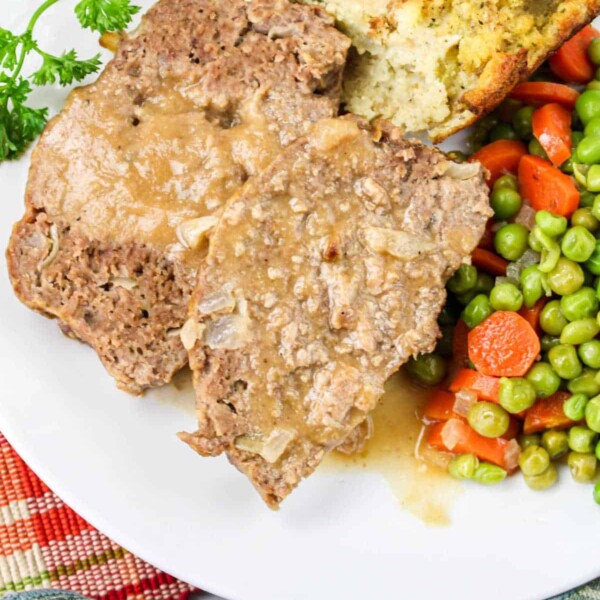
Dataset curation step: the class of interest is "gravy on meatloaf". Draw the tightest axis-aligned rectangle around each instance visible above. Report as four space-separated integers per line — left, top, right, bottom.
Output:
181 117 492 507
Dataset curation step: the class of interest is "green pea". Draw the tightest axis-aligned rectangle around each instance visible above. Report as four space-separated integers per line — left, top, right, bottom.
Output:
524 463 558 490
512 106 534 138
562 155 575 174
574 136 600 165
576 90 600 125
498 377 537 413
541 430 569 459
448 454 479 480
456 272 494 306
571 207 600 232
560 318 600 345
547 258 585 296
490 187 522 221
529 138 549 160
489 283 523 312
527 362 561 398
519 445 550 476
568 369 600 397
520 265 548 309
494 223 529 262
587 81 600 92
585 395 600 433
585 240 600 275
472 462 507 485
560 287 599 321
489 123 519 142
561 226 597 262
447 264 478 295
406 353 447 386
593 480 600 504
540 300 568 335
579 340 600 369
467 401 510 438
548 344 583 380
585 117 600 138
596 439 600 461
462 294 493 329
569 425 597 453
580 191 597 208
568 451 597 482
541 334 562 352
564 393 589 421
519 433 541 449
530 226 561 273
535 210 568 237
589 38 600 65
494 174 519 190
587 164 600 192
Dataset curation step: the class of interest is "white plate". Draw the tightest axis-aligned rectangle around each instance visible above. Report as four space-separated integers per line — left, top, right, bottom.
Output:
1 3 599 599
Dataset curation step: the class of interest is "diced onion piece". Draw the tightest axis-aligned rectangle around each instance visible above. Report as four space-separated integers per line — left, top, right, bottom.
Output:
504 439 521 471
453 389 477 417
198 286 236 315
39 224 59 270
235 428 296 463
444 161 480 180
180 318 204 351
176 216 218 249
364 227 435 260
515 203 536 229
507 249 540 281
204 314 251 350
495 275 519 287
441 418 464 452
111 277 138 290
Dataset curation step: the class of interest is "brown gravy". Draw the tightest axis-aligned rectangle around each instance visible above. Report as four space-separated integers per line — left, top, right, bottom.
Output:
322 369 459 526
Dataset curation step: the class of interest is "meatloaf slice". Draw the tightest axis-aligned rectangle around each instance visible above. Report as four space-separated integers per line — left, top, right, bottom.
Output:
6 0 349 394
180 116 492 507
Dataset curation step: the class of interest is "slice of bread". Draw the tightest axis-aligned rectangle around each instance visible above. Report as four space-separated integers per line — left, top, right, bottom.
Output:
302 0 600 140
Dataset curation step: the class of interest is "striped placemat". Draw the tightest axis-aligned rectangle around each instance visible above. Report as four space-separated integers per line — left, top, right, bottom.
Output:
0 433 196 599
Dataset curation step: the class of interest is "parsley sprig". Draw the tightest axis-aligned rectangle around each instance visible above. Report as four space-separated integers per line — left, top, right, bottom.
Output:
0 0 140 161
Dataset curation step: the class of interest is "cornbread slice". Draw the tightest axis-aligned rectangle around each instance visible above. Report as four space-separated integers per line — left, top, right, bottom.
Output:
6 0 349 394
180 116 491 507
302 0 600 140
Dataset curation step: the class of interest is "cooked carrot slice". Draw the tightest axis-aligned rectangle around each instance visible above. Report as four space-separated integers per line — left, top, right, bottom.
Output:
518 298 547 335
532 103 572 167
471 247 509 277
518 154 580 217
449 368 500 402
469 140 528 186
509 82 580 110
549 25 600 84
468 311 540 377
422 389 456 421
523 392 577 434
427 419 515 470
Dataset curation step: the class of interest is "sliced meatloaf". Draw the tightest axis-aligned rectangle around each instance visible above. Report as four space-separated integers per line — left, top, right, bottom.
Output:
6 0 349 394
180 116 492 507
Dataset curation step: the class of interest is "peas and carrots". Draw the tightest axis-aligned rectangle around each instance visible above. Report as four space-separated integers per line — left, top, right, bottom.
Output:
412 30 600 506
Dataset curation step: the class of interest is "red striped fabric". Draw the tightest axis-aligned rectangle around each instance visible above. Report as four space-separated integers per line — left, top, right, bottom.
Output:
0 433 197 599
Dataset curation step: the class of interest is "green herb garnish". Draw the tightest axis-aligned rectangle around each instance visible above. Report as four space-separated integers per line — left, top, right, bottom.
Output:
0 0 140 161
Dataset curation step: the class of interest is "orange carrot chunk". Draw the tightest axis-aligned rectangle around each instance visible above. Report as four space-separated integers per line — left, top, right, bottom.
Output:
509 81 580 110
518 298 547 334
532 103 572 166
518 154 580 217
427 419 515 471
422 389 456 421
468 311 540 377
549 25 600 84
523 392 577 434
449 368 500 402
469 140 528 186
471 247 509 276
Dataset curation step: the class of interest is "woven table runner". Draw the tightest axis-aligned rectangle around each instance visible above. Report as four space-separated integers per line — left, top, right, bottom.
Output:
0 433 196 599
